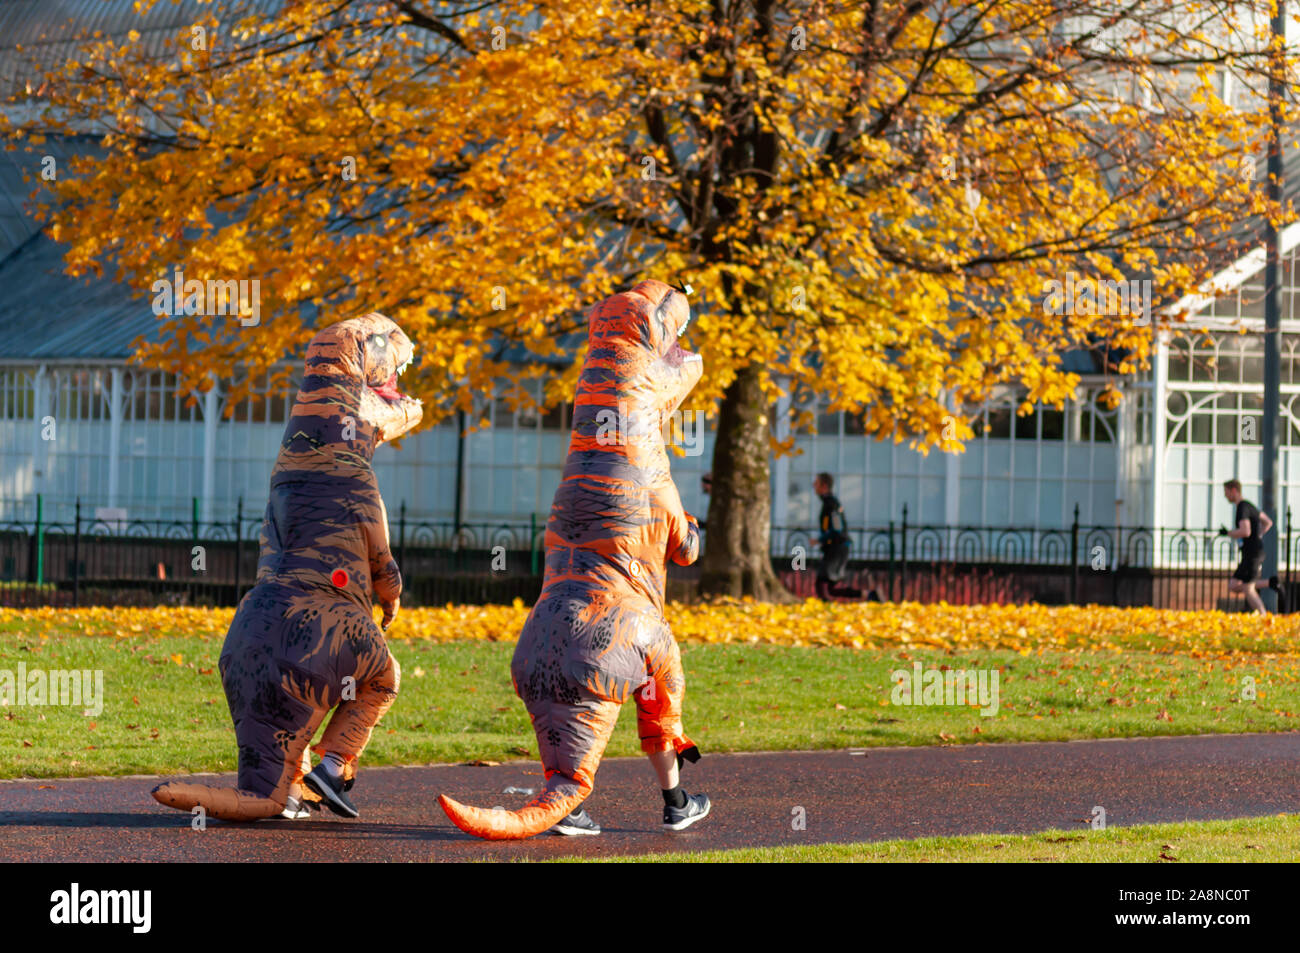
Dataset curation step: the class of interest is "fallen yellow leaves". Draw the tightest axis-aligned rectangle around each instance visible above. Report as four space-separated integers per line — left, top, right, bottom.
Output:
1 599 1297 659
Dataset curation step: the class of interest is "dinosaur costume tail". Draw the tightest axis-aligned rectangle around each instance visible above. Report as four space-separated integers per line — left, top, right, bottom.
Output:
437 789 585 841
439 695 623 840
150 781 286 821
150 747 334 821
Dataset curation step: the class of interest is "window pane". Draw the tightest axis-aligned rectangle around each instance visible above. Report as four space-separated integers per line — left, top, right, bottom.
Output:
1014 408 1037 440
542 402 568 430
1243 350 1263 383
1040 408 1065 440
1192 342 1217 382
1191 414 1213 443
986 407 1012 438
816 409 841 435
1216 413 1238 444
1216 345 1242 384
1168 342 1190 381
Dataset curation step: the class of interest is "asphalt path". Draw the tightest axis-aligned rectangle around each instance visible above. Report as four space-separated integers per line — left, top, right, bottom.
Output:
1 732 1297 862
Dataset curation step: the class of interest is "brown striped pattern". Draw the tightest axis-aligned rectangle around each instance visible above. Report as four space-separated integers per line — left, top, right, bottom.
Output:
152 314 421 820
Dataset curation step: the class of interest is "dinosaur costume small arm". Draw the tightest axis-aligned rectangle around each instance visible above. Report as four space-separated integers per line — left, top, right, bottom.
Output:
439 279 703 839
152 314 422 820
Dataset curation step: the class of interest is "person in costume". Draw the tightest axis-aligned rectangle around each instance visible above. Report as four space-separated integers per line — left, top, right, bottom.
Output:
438 279 712 839
151 313 422 821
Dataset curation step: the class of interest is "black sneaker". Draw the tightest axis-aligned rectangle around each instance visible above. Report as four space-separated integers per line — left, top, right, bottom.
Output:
550 808 601 836
304 765 359 819
663 792 711 831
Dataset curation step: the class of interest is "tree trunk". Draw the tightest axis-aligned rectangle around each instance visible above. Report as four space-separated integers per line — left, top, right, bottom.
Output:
697 363 795 601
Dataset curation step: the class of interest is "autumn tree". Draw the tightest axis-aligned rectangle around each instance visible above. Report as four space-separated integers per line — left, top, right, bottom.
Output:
2 0 1292 599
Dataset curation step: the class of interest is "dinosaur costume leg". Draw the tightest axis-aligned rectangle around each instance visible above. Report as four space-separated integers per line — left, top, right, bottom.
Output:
635 628 696 758
313 648 401 771
151 605 331 821
439 689 620 840
152 587 392 820
439 604 700 839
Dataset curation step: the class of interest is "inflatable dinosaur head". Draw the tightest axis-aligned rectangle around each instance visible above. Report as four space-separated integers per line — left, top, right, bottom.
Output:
584 278 702 428
304 312 423 444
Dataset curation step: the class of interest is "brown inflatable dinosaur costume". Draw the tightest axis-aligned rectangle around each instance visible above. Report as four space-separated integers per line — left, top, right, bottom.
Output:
151 313 422 821
438 279 704 839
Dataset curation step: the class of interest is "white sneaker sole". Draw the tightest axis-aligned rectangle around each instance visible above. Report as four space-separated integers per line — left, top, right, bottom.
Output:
664 800 711 831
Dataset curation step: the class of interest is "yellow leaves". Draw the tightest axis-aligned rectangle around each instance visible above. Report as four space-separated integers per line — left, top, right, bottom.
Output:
2 0 1283 454
4 601 1293 660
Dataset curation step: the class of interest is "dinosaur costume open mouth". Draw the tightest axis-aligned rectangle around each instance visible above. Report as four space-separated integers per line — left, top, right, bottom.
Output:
664 341 702 368
369 354 413 405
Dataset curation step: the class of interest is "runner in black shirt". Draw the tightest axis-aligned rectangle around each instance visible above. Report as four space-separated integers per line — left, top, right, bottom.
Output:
813 473 880 601
1220 479 1276 615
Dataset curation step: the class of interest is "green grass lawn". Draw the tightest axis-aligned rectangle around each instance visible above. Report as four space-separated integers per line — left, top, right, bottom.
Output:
1 625 1297 779
558 815 1300 862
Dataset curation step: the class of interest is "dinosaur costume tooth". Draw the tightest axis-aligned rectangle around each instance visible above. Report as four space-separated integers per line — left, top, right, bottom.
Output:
151 313 421 822
438 279 703 840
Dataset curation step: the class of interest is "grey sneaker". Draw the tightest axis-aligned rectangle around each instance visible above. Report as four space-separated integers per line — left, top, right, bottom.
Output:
550 808 601 836
663 792 711 831
304 765 359 819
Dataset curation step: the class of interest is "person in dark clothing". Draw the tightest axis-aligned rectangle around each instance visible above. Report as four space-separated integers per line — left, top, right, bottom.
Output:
813 473 879 601
1220 479 1278 615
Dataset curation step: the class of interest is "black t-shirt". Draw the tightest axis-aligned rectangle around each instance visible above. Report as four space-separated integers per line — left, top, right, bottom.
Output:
819 493 849 547
1236 499 1262 556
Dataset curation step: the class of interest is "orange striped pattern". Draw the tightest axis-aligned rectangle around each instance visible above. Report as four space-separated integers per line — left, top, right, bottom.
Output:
439 280 704 839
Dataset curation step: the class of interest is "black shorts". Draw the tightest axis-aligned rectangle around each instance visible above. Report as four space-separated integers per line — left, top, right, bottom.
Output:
818 540 851 583
1233 552 1263 584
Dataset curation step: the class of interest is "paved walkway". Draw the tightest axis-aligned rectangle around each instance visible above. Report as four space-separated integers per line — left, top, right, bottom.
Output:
1 732 1297 861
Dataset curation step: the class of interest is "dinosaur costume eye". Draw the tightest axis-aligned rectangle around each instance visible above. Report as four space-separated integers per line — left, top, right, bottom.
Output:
371 334 387 349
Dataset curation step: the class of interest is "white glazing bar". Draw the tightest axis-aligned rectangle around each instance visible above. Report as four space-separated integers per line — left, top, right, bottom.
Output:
32 364 47 501
107 367 122 508
1114 381 1133 561
772 377 791 535
201 377 218 525
944 391 960 532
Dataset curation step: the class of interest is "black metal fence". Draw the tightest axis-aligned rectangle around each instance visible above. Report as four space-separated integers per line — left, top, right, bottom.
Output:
1 497 1294 612
766 503 1298 612
0 496 551 609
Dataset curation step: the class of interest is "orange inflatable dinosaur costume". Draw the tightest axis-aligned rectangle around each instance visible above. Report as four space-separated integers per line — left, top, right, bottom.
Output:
151 313 422 821
438 279 704 839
